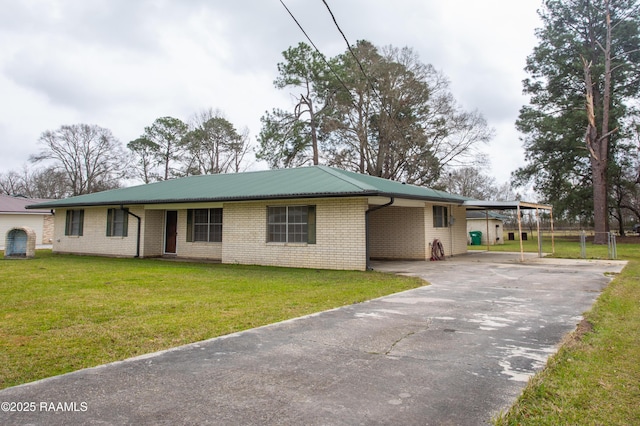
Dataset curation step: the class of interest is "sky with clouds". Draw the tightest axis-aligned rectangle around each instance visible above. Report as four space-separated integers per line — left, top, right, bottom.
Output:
0 0 543 185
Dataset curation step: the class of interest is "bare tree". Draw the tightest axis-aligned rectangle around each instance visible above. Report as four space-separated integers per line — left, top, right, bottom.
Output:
30 124 128 196
26 167 70 199
0 170 26 196
438 167 498 200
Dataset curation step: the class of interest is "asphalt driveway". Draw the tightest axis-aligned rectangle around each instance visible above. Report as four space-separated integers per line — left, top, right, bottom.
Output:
0 252 626 425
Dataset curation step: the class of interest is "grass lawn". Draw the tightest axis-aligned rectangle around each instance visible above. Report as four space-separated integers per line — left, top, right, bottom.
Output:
468 232 640 259
482 236 640 425
0 251 423 390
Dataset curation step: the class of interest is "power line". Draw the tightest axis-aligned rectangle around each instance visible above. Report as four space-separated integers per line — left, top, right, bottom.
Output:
323 0 421 174
320 0 378 96
279 0 412 160
277 0 355 105
320 0 409 138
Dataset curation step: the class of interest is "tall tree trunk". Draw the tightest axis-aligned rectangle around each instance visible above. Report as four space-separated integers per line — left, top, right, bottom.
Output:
304 94 319 165
583 0 614 245
591 156 609 243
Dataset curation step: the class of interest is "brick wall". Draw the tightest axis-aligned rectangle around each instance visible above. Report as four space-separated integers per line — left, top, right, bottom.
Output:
42 215 54 244
368 206 426 259
222 198 368 270
53 207 141 257
141 209 164 257
175 210 223 259
51 199 468 268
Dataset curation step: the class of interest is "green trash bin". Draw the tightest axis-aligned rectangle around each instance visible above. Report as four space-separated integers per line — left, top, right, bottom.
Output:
469 231 482 245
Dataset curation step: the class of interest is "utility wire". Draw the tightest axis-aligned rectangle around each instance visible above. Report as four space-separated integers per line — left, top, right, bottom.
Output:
322 0 418 181
320 0 380 98
322 0 407 135
320 0 410 140
279 0 412 177
278 0 356 108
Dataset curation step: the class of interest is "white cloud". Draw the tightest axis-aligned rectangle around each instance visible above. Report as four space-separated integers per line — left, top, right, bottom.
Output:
0 0 543 185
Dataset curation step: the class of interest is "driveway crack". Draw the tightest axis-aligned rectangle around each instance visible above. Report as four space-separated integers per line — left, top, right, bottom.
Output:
384 320 431 356
384 330 416 355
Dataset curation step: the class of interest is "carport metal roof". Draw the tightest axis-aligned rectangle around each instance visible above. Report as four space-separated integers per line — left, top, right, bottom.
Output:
463 200 554 262
463 200 552 210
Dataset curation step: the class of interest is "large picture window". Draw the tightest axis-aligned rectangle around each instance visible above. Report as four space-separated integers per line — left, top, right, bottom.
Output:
64 209 84 236
267 205 316 244
106 208 129 237
433 205 448 228
187 208 222 242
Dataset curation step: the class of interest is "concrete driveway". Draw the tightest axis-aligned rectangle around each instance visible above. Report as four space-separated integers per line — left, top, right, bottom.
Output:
0 252 626 425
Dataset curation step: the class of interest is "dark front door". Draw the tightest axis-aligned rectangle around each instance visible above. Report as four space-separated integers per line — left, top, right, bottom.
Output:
164 210 178 254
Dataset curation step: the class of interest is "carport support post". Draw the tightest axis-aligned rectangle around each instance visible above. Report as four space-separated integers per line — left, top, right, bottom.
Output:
485 209 490 251
550 207 555 254
536 207 542 258
517 204 524 262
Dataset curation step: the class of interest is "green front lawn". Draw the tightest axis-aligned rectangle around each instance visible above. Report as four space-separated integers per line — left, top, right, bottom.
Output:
0 251 423 389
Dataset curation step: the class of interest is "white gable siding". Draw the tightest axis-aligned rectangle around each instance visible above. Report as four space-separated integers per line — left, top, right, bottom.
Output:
0 213 52 248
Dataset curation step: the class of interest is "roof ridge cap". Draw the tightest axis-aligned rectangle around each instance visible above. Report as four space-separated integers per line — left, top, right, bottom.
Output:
315 166 377 192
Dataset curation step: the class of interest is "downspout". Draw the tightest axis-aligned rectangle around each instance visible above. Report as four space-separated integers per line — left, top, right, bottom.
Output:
485 209 490 252
365 197 394 270
550 207 555 255
449 204 454 257
122 205 142 258
536 207 542 258
517 204 524 262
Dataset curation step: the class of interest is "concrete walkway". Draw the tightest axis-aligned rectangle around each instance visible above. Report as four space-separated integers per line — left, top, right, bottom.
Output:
0 252 626 425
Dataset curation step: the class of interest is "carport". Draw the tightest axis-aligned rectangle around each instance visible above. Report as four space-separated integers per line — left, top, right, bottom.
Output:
366 196 469 268
463 200 554 261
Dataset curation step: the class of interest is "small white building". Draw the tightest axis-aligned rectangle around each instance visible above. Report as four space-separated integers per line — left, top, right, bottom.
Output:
0 194 54 249
466 210 507 245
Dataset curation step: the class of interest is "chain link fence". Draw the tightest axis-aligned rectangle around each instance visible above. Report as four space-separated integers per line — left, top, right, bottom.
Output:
580 231 617 259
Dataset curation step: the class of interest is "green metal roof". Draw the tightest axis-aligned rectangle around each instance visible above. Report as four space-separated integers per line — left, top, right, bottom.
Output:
27 166 469 209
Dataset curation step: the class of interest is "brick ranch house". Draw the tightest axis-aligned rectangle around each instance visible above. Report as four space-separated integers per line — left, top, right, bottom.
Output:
28 166 477 271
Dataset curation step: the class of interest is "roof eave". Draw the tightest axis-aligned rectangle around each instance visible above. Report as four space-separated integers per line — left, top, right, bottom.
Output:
27 191 466 209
